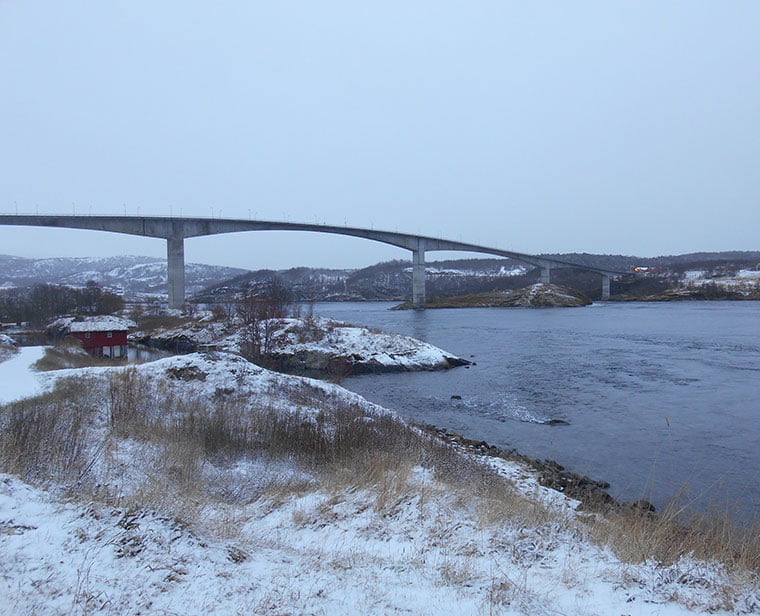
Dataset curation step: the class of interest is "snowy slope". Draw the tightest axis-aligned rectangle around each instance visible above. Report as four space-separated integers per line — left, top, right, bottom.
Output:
0 255 249 297
0 352 758 614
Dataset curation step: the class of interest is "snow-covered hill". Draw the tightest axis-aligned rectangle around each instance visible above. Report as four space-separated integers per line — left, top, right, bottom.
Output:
0 255 248 297
0 351 757 615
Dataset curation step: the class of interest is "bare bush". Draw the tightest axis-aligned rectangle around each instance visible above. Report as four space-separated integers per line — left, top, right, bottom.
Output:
210 302 236 324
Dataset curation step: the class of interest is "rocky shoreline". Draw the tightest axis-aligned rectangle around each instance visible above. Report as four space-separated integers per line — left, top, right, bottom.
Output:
425 425 656 516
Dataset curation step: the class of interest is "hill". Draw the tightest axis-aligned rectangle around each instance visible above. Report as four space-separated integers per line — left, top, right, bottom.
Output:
197 252 760 302
0 255 249 298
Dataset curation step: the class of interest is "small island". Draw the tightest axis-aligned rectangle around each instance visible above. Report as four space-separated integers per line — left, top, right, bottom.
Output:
132 313 470 376
393 283 592 309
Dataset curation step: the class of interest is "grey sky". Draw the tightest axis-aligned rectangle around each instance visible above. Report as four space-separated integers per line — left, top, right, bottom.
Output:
1 1 758 270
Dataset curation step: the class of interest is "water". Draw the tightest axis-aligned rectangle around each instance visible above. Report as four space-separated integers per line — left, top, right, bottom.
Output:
311 301 760 520
128 344 169 363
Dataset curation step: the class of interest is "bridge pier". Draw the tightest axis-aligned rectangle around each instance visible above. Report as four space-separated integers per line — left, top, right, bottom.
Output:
540 266 552 284
412 249 426 309
601 274 610 300
167 236 185 310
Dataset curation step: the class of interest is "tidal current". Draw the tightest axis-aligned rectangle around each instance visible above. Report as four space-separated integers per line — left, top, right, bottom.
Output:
312 300 760 521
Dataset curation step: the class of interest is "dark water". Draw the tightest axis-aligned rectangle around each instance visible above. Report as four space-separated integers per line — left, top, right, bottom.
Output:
312 301 760 520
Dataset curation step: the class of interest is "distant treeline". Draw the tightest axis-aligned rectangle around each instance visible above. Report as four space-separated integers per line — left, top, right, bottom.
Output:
0 281 124 326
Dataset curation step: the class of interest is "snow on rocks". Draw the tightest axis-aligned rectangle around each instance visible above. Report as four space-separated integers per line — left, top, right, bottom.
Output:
124 350 390 417
133 315 469 374
0 333 17 363
38 350 391 433
264 317 469 373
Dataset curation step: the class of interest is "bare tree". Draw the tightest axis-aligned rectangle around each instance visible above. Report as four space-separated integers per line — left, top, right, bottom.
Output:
237 278 292 364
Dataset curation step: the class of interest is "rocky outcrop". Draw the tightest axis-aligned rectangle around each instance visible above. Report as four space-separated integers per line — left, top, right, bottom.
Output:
394 283 592 309
258 318 470 376
130 315 470 376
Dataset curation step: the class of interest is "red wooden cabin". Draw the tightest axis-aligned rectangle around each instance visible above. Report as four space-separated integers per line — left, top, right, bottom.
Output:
70 328 128 358
49 316 135 358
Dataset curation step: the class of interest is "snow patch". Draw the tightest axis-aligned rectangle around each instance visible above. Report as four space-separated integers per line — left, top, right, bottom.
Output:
0 346 47 404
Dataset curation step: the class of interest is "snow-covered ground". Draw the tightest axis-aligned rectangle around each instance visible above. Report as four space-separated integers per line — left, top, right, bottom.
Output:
5 467 755 616
1 352 758 614
682 269 760 295
0 346 46 404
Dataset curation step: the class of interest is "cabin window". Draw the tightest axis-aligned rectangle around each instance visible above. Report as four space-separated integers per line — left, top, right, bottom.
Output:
85 333 91 339
107 332 113 338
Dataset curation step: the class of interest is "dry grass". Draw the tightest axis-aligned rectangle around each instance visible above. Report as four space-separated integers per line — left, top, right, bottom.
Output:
0 378 98 483
589 496 760 574
0 367 541 532
104 369 530 501
3 366 760 594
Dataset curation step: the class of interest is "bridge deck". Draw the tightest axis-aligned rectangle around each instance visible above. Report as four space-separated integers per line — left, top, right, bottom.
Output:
0 214 632 308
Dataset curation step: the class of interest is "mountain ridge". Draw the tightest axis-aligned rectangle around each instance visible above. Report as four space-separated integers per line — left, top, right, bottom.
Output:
2 251 759 303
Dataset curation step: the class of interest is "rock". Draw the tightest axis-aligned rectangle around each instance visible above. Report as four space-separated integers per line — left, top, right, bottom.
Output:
450 395 462 400
621 499 657 515
0 333 17 348
544 419 569 425
166 365 207 381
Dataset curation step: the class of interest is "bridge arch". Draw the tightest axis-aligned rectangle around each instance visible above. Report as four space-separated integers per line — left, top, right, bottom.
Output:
0 215 629 308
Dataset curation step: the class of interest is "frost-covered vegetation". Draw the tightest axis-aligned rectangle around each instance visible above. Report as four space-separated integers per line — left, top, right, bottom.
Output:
1 351 759 615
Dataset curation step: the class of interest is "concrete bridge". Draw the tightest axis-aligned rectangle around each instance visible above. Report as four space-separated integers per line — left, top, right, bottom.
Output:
0 215 631 309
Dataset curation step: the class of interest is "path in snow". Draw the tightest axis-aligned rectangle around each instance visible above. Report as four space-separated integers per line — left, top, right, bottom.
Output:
0 346 47 405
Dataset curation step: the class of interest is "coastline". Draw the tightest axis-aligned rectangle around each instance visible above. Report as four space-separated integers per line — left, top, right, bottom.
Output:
424 425 657 515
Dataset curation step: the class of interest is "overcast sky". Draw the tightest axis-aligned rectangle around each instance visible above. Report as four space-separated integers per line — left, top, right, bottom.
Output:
1 1 759 270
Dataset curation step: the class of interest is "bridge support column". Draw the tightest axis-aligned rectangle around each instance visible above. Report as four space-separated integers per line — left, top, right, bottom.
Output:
601 274 610 300
167 236 185 310
412 249 426 309
540 266 552 284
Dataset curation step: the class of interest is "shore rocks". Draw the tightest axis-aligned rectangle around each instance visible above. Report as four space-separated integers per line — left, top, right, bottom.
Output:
428 426 650 515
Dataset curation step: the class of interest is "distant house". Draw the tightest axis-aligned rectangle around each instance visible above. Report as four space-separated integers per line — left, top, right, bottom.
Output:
47 316 137 358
